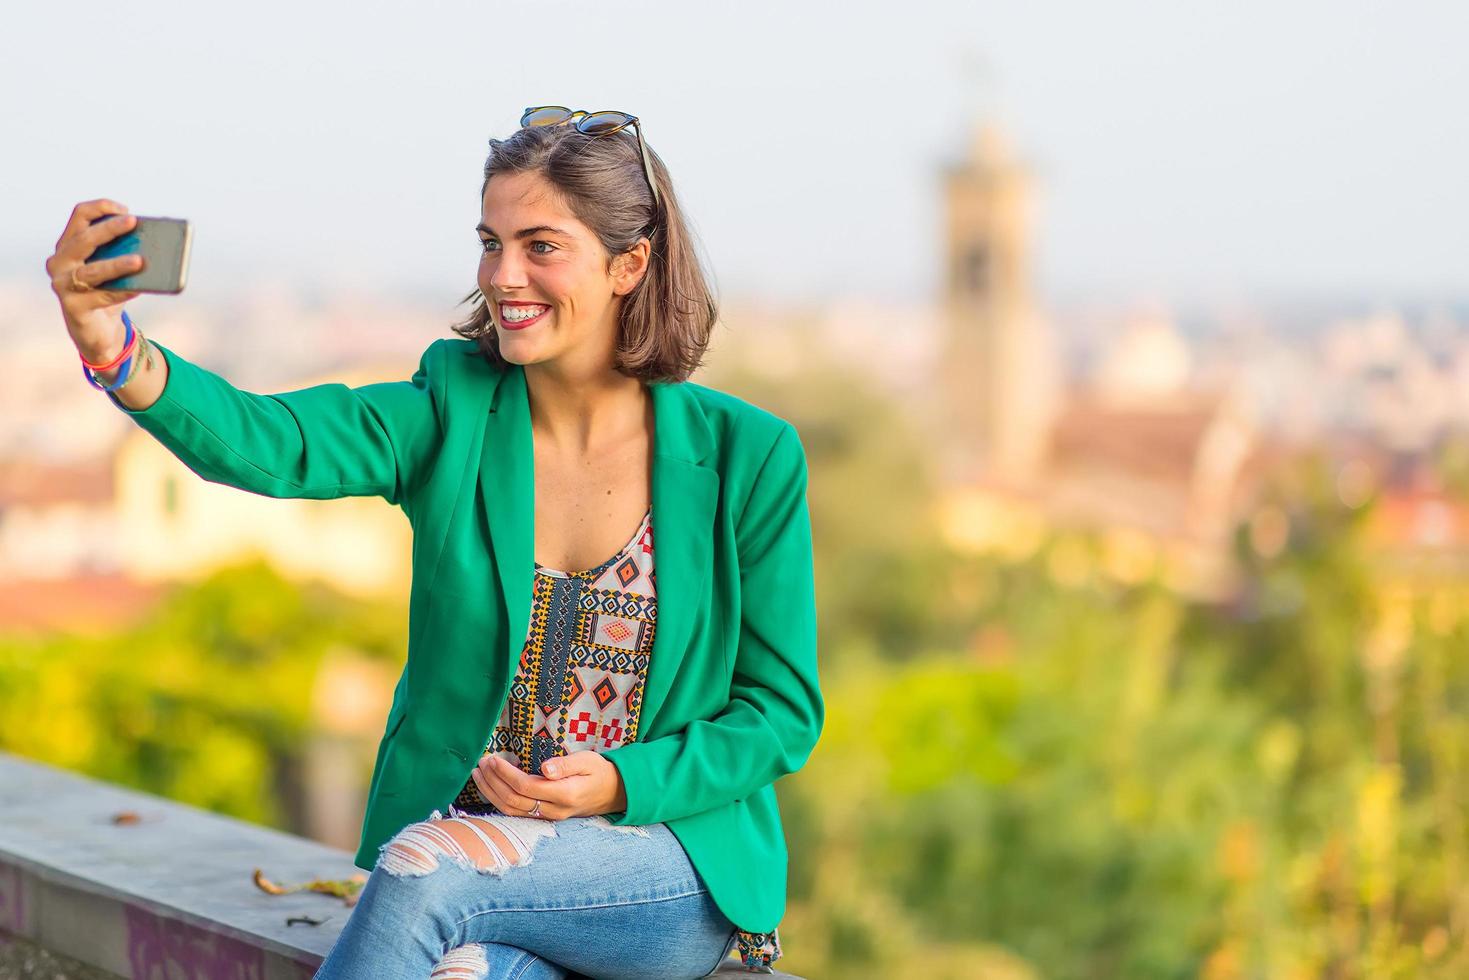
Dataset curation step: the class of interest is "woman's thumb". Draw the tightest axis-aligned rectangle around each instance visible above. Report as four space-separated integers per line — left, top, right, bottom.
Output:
540 754 586 779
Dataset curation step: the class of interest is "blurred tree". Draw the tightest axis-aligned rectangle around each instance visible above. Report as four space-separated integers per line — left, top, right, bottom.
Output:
0 559 406 832
708 356 967 662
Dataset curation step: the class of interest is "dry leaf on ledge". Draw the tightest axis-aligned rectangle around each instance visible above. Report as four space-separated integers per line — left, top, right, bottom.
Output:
253 868 367 906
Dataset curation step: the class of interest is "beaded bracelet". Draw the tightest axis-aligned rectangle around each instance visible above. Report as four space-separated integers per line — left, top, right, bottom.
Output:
81 311 151 393
112 331 155 394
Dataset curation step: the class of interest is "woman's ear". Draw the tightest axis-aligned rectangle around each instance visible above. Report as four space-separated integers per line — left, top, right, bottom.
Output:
610 237 651 296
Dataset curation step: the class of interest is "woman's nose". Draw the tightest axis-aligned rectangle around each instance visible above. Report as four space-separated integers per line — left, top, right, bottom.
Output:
489 252 528 292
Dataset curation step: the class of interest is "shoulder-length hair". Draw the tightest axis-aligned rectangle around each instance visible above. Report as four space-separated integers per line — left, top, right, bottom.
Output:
451 121 719 384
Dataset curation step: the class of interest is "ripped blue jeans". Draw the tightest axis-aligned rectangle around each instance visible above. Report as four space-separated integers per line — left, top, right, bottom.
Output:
312 805 741 980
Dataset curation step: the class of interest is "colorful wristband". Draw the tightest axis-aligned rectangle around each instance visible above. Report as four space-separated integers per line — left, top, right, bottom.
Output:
82 312 146 393
110 334 153 394
80 310 139 372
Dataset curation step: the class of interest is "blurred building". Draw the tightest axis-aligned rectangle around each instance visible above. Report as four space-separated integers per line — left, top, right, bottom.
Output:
0 455 167 632
937 123 1061 487
0 360 418 625
933 122 1262 597
1331 443 1469 583
109 362 415 599
1368 483 1469 581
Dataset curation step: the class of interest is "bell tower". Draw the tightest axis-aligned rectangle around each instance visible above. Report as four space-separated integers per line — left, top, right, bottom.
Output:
938 122 1058 486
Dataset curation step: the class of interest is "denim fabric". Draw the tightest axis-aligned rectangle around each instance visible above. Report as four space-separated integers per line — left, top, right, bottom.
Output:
314 812 741 980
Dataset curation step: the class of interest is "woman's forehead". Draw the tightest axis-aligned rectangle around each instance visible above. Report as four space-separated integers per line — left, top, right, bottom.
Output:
480 176 592 243
483 172 566 218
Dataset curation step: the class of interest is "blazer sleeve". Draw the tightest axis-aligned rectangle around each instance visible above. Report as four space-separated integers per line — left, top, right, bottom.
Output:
106 337 446 508
602 422 824 826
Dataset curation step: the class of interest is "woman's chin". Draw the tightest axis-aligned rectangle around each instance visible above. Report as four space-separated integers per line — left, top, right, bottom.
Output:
496 334 551 365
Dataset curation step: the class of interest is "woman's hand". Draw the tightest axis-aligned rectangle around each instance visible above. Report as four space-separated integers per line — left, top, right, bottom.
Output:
45 199 148 363
470 751 628 821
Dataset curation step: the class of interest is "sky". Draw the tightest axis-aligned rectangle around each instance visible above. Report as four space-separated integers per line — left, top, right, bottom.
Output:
4 1 1465 313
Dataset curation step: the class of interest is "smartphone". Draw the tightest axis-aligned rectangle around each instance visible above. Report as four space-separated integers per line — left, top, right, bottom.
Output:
85 215 193 293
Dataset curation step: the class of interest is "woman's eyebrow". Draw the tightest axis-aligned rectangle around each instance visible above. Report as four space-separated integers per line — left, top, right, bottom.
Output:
476 223 572 239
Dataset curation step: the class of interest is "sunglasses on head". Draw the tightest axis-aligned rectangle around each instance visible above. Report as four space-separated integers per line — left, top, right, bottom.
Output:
520 106 661 211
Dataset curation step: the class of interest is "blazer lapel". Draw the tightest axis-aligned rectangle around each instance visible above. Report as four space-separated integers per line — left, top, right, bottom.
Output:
477 362 719 736
643 377 719 735
479 363 533 704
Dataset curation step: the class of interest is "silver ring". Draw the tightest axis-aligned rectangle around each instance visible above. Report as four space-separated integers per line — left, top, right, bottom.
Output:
528 800 542 818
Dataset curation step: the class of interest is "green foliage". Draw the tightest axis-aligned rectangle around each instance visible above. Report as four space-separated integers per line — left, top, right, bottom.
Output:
0 559 406 829
776 449 1469 978
709 357 968 661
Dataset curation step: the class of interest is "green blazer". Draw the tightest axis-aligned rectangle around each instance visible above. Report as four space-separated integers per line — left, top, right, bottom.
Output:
108 336 823 932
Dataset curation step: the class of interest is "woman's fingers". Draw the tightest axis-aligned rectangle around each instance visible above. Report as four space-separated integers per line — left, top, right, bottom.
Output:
50 254 145 310
476 756 534 810
469 766 500 805
51 213 137 272
46 206 140 298
56 199 129 251
73 253 145 288
494 757 567 818
474 756 546 816
73 212 139 259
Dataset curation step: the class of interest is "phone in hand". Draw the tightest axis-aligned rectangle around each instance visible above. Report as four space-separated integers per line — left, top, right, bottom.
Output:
86 215 193 294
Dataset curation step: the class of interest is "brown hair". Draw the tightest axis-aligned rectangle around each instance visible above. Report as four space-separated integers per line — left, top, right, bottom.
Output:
451 122 719 384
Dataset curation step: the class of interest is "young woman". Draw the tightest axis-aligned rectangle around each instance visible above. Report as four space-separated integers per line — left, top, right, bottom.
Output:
46 107 822 979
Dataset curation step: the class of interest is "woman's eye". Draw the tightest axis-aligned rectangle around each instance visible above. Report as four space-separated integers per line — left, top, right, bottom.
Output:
478 239 555 255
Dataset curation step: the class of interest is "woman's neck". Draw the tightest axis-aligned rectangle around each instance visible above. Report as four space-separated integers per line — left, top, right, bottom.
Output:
524 363 651 457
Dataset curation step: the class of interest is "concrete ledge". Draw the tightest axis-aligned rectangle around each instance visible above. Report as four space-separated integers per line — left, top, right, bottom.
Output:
0 930 118 979
0 752 799 979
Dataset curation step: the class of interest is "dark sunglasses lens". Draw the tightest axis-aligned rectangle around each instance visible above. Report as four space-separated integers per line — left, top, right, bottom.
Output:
578 111 632 135
523 107 572 127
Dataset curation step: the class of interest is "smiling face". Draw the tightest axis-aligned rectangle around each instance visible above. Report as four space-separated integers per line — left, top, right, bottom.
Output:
477 170 647 373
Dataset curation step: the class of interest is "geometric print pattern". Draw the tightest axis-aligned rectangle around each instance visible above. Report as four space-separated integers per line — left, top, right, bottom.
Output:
454 504 655 808
448 503 782 968
734 929 782 971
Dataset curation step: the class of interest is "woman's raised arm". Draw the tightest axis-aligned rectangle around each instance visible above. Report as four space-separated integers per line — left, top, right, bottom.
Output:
48 199 445 508
108 338 447 507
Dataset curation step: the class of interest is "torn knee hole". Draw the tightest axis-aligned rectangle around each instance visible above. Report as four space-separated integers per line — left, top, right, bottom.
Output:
379 810 558 878
431 942 489 980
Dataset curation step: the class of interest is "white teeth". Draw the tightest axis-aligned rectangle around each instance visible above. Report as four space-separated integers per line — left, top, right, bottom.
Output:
501 303 549 322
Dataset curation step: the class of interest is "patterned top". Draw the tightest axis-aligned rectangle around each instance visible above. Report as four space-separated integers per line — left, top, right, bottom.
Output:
450 504 783 971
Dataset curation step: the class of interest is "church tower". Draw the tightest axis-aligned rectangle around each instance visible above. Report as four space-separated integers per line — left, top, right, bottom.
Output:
938 123 1058 486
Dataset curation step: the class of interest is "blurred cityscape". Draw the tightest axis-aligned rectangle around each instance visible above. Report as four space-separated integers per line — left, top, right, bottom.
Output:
4 119 1469 977
7 122 1467 621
